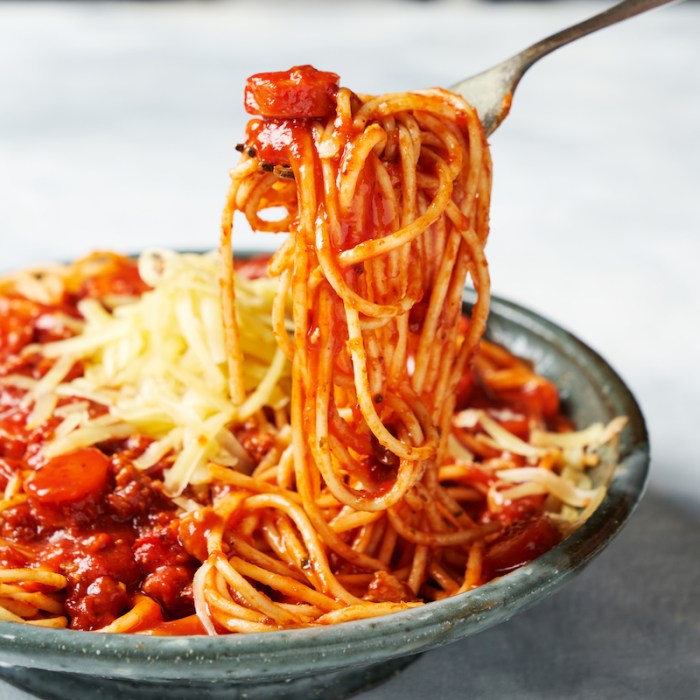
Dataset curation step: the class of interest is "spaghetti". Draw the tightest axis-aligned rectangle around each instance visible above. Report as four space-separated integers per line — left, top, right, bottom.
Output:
0 67 624 634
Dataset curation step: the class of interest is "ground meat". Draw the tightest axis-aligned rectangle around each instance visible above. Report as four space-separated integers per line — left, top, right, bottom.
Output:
106 462 167 522
0 503 40 543
133 523 198 618
62 534 141 630
232 422 276 464
65 575 130 631
141 565 194 619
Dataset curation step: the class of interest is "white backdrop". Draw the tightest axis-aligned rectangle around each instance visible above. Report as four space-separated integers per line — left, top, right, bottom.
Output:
0 2 699 697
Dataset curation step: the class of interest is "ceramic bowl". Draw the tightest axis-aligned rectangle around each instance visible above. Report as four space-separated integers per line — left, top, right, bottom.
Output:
0 290 649 700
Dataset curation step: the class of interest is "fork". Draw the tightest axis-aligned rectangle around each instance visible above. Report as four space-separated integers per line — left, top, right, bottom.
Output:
451 0 678 136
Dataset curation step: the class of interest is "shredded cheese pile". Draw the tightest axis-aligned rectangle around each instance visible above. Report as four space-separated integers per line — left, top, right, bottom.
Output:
29 250 291 495
452 409 626 527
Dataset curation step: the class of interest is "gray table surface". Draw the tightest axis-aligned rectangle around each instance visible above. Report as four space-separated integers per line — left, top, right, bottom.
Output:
1 1 699 698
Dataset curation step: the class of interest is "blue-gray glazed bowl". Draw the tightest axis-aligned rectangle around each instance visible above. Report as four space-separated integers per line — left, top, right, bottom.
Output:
0 290 649 700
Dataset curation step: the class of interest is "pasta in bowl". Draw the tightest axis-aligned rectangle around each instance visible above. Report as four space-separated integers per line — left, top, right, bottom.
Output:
0 272 648 697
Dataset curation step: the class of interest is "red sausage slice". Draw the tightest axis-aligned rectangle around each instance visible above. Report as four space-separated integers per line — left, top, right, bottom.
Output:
244 65 340 118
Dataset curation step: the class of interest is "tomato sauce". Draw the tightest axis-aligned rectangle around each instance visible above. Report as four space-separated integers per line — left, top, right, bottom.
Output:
483 515 562 578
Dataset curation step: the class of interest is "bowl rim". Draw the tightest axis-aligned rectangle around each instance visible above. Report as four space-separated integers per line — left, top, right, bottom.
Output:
0 289 650 682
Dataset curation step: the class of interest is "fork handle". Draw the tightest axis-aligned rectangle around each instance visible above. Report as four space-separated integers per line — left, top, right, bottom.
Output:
514 0 678 76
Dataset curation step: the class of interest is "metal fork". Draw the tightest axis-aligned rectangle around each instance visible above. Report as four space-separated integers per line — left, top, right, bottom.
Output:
451 0 678 136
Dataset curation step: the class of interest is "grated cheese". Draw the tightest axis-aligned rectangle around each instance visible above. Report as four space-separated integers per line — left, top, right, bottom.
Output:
35 250 291 496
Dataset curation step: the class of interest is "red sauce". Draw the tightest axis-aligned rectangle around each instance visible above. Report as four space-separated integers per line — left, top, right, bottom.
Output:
0 297 36 361
483 515 562 578
136 613 208 636
75 253 150 301
234 255 272 280
0 296 76 363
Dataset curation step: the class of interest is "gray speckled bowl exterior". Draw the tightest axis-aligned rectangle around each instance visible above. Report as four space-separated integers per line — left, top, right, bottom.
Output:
0 291 649 700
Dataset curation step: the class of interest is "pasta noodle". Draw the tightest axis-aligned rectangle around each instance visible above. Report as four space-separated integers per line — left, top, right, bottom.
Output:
0 67 624 634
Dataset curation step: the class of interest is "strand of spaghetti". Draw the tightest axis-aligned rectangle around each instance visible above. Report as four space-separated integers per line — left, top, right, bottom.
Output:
411 219 464 395
289 129 318 379
456 227 491 361
241 493 365 604
377 520 400 566
362 301 385 399
414 112 465 177
316 602 420 625
219 227 246 405
315 211 419 319
276 442 296 490
230 539 307 584
336 159 453 267
329 508 384 534
337 123 387 213
266 240 294 285
458 540 484 594
242 173 295 233
206 593 270 626
328 403 372 455
0 598 41 619
25 617 68 628
271 515 325 591
345 305 437 461
413 482 452 535
428 561 460 595
351 521 377 554
290 358 388 571
382 391 437 450
276 603 325 617
0 585 64 614
352 91 462 130
225 157 258 207
364 516 388 558
310 286 426 511
208 464 302 504
0 605 66 628
206 491 249 554
97 595 162 633
443 486 483 503
434 485 478 529
271 267 295 360
260 516 323 593
0 569 65 587
372 154 401 290
229 557 342 612
207 570 285 624
388 508 501 546
213 555 305 626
